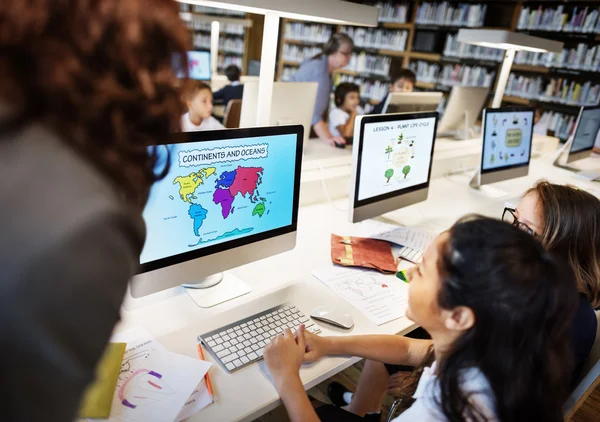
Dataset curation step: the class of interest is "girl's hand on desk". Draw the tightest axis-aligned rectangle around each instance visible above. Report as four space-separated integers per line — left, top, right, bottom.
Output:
303 330 331 363
264 326 307 389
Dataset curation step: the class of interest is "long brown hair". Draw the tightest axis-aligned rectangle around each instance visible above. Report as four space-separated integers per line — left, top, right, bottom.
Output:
526 181 600 307
0 0 190 207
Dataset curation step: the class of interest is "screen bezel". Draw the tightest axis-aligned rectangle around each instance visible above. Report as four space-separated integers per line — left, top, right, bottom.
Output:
569 105 600 155
353 111 439 209
139 125 304 274
188 50 212 81
481 107 535 175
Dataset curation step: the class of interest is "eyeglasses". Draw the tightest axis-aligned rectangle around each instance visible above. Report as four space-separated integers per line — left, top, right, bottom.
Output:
502 208 538 237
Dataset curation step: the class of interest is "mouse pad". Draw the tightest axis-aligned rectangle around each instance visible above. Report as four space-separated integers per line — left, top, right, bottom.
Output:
331 234 396 274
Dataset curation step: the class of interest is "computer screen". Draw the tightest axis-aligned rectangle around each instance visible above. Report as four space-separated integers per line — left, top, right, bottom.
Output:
382 92 443 115
571 106 600 154
481 108 534 173
356 114 437 203
140 127 302 272
187 50 211 81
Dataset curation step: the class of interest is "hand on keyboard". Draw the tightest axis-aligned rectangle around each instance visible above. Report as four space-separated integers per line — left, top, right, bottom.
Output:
264 326 307 386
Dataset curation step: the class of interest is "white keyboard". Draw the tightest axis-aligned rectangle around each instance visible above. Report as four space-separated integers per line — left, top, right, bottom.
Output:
198 304 321 373
398 245 424 264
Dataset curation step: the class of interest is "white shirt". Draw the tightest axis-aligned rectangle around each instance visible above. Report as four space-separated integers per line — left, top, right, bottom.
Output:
328 107 349 138
392 362 498 422
181 113 224 132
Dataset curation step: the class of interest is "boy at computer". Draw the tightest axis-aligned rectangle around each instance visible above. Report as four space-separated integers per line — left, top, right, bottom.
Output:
372 68 416 115
213 65 244 107
181 81 225 132
328 82 361 139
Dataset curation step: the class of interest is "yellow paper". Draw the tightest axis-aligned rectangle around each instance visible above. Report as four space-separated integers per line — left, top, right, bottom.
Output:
78 342 127 419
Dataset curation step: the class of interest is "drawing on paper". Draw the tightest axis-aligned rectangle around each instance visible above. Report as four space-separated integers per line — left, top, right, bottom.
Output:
335 276 389 301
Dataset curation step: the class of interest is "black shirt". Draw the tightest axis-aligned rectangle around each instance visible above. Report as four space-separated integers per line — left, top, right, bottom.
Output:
213 83 244 107
572 294 597 384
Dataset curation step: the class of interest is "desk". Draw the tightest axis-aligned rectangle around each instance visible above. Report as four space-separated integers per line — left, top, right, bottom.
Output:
119 153 598 422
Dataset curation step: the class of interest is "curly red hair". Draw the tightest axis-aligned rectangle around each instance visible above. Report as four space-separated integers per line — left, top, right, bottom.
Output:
0 0 190 207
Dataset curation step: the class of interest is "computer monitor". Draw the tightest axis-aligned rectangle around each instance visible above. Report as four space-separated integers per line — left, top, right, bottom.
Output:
382 92 443 114
130 125 304 305
566 106 600 163
437 86 490 139
349 112 439 223
187 50 211 81
239 81 318 145
470 107 534 191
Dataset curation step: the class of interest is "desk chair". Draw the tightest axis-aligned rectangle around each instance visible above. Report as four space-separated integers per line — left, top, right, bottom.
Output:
223 99 242 129
564 310 600 421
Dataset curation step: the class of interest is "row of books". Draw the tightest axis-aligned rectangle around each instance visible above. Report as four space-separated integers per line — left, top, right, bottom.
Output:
193 35 245 54
334 73 389 103
514 43 600 72
284 22 333 44
539 111 578 140
438 64 495 88
415 2 487 27
186 20 246 35
517 5 600 33
376 2 409 24
218 55 243 70
281 66 297 82
505 73 600 107
410 60 441 84
282 45 321 64
443 33 503 62
346 52 392 77
182 4 245 17
340 26 408 52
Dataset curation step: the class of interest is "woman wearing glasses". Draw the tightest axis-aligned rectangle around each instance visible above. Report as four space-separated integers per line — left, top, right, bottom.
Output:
290 33 354 148
503 181 600 382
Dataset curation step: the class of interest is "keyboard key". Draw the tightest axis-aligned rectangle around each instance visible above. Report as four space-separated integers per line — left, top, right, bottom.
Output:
244 333 252 340
243 340 251 347
226 362 235 371
222 334 231 341
214 336 224 344
216 349 230 358
213 344 224 353
241 356 250 364
257 334 264 341
252 344 261 351
208 340 217 348
248 352 258 360
258 340 266 347
223 341 232 348
267 317 275 323
231 338 239 345
222 353 238 364
227 328 234 334
233 359 243 367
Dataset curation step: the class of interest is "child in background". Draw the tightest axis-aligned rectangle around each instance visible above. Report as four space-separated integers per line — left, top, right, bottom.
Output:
213 65 244 107
372 68 416 115
181 81 224 132
329 83 361 139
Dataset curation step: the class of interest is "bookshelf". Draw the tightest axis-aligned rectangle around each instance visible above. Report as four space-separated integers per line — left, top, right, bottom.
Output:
273 1 600 135
179 3 251 73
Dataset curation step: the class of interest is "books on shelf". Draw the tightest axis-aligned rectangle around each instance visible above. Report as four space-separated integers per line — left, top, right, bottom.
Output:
185 20 245 35
283 45 321 64
188 4 245 17
514 43 600 72
443 33 503 62
193 35 245 55
340 26 408 52
540 110 578 140
517 5 600 33
376 1 409 24
334 73 389 104
416 2 487 27
438 64 495 88
284 22 333 43
346 53 392 77
505 73 600 106
409 60 441 84
282 66 297 81
218 55 243 70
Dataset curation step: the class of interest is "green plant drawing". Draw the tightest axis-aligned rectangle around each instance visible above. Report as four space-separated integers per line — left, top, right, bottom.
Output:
385 145 393 158
385 168 394 183
397 133 403 143
402 165 411 179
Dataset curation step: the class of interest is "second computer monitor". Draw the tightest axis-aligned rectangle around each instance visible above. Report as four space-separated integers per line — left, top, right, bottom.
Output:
187 51 211 81
437 86 489 136
382 92 443 114
349 112 439 223
568 105 600 163
479 107 534 186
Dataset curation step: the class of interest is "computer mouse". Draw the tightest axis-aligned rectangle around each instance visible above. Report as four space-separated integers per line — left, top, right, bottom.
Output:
310 306 354 330
334 142 346 149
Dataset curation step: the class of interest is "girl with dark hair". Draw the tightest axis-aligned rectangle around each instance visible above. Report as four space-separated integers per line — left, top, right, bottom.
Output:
0 0 189 420
264 217 579 422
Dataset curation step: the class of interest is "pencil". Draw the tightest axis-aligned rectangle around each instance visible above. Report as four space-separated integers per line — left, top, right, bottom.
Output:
197 343 215 399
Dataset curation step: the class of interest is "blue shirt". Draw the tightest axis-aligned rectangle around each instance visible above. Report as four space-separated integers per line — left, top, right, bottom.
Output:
290 55 332 126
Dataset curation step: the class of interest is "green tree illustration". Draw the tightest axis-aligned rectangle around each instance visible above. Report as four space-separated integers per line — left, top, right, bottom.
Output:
385 168 394 183
385 145 393 158
402 165 411 179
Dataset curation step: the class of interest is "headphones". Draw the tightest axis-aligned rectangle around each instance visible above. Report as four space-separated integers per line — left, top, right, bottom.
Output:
322 33 353 56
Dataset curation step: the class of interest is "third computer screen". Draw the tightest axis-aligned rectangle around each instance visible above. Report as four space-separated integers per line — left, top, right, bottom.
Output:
140 133 297 265
571 108 600 153
482 110 533 171
188 51 211 81
357 116 436 201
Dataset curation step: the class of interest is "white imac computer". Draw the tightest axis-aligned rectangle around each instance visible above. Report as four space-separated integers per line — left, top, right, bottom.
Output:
239 81 318 144
187 50 211 81
349 112 439 223
553 105 600 179
437 86 490 139
470 107 534 196
382 92 443 114
130 125 304 308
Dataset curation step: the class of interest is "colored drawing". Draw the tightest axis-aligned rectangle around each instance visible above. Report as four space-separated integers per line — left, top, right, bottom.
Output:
213 188 235 219
173 168 216 203
402 165 411 179
252 203 266 217
215 170 237 189
169 195 174 200
397 133 404 142
188 204 208 236
119 369 175 409
229 166 263 198
191 227 254 246
334 276 390 301
505 128 522 147
385 145 393 158
385 168 394 183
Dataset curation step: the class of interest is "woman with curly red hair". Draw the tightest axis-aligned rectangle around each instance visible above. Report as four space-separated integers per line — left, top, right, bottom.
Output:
0 1 189 420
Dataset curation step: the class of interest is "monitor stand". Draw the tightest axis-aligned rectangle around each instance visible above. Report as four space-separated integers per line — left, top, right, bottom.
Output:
469 169 509 199
552 137 600 180
184 272 251 308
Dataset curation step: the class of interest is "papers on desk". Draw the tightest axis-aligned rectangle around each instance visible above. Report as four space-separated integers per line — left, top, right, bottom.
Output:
90 328 213 422
357 220 438 252
313 266 409 325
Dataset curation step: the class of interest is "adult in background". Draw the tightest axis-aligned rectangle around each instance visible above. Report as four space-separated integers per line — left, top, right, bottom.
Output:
291 32 354 147
0 0 189 420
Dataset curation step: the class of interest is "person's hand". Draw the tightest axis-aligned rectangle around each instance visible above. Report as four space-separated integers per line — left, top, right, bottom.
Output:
264 326 307 389
303 330 330 363
326 136 346 148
